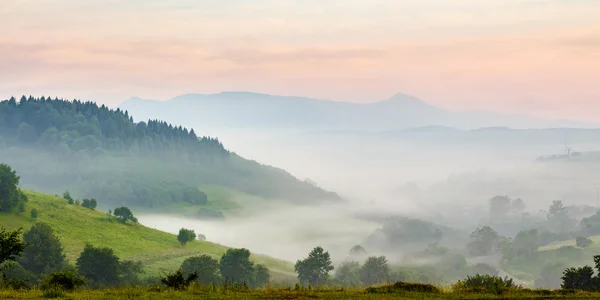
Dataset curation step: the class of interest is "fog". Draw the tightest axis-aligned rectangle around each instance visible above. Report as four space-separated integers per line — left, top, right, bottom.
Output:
137 126 600 263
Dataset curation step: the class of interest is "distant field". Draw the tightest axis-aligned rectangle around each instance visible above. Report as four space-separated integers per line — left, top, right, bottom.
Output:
0 191 295 280
502 236 600 286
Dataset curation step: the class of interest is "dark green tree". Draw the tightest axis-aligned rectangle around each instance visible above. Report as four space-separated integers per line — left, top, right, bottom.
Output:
76 244 120 287
81 198 97 210
113 207 137 224
177 228 196 247
254 264 270 288
62 190 74 205
30 208 38 219
219 248 255 285
0 227 26 281
359 256 389 286
118 260 144 285
294 246 334 287
180 255 220 285
0 164 27 212
19 222 67 277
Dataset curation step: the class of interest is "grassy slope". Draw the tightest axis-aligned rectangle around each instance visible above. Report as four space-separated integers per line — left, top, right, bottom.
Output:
0 190 294 279
135 184 295 218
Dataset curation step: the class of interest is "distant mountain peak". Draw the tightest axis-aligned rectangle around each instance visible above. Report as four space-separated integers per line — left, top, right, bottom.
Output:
373 92 435 110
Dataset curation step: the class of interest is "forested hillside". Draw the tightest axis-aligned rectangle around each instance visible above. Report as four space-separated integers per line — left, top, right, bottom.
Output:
0 96 340 209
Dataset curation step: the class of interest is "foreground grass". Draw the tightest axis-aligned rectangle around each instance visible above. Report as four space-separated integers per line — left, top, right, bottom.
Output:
1 286 600 299
0 191 295 280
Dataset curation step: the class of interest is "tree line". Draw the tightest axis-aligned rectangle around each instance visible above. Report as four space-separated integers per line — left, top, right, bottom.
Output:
0 97 340 209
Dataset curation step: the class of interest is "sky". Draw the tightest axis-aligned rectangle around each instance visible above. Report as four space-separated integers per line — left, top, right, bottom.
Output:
1 0 599 121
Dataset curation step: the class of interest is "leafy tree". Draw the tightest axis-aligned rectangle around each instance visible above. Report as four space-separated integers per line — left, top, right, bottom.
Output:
0 164 27 212
113 207 137 224
0 227 26 281
254 264 270 288
561 266 596 291
294 246 334 287
177 228 196 247
119 260 144 285
181 255 220 285
501 229 539 262
359 256 389 286
19 222 67 277
81 198 97 210
467 226 500 256
76 244 120 287
219 248 255 285
334 261 361 287
547 200 576 233
197 234 207 241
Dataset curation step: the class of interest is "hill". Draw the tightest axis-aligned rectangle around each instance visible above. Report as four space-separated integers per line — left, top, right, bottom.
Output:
0 190 295 280
0 96 340 212
119 92 593 131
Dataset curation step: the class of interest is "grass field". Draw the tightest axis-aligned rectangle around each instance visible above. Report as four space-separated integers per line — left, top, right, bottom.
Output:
2 285 600 299
502 236 600 286
0 191 295 280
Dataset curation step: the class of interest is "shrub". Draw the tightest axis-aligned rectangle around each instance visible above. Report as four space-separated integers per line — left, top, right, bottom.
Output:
366 281 440 294
30 208 38 219
160 269 198 290
42 270 86 291
452 274 520 294
576 236 593 248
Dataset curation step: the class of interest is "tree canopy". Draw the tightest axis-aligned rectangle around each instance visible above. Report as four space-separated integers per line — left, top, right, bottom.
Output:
177 228 196 247
19 222 67 277
219 248 255 286
294 246 334 287
0 163 27 212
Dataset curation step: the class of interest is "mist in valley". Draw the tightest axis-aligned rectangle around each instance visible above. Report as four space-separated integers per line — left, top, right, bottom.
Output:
135 123 600 272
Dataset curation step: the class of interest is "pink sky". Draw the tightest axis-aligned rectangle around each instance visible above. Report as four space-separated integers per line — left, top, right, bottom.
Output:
1 0 599 122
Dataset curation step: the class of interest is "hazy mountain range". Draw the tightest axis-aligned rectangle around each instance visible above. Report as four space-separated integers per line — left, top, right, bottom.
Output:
119 92 595 131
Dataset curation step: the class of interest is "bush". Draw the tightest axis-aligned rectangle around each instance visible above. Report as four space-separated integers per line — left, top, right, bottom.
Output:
576 236 593 248
42 270 86 291
366 281 440 294
30 208 38 219
160 269 198 290
453 274 520 294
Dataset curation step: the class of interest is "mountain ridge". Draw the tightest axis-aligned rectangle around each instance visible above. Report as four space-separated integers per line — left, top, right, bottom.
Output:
120 92 596 130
